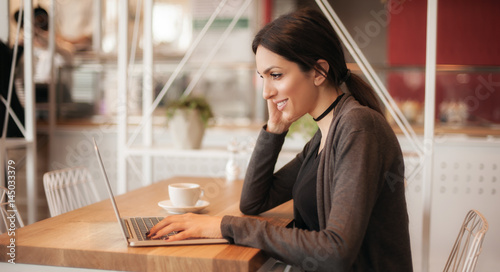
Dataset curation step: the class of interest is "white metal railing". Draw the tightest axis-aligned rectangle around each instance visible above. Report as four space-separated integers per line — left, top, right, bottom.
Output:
125 0 231 148
116 0 257 193
316 0 424 157
0 0 37 224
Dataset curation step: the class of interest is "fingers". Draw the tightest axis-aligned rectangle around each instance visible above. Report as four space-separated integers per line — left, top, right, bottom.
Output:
266 100 296 134
166 230 194 242
147 217 171 237
266 100 280 122
151 223 182 239
148 216 179 239
148 213 195 239
147 213 223 241
266 101 284 134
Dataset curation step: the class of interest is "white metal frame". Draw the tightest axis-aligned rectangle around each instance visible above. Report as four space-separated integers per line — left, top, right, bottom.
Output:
315 0 424 157
0 0 37 224
116 0 254 194
142 0 153 188
0 2 440 267
92 0 102 54
1 0 101 224
422 1 438 271
47 0 57 161
114 1 439 270
0 1 8 42
116 0 129 194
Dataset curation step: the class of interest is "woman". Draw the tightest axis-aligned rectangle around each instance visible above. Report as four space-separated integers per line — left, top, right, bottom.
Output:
149 9 413 271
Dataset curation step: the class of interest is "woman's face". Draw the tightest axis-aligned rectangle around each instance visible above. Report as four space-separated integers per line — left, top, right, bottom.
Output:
255 46 319 122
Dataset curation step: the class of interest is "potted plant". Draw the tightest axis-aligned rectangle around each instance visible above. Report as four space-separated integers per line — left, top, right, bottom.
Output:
166 95 214 149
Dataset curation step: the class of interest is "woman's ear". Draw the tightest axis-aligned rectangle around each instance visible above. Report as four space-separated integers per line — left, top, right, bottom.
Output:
314 59 329 86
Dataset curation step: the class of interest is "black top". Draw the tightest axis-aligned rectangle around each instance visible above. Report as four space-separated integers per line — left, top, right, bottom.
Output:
293 140 321 231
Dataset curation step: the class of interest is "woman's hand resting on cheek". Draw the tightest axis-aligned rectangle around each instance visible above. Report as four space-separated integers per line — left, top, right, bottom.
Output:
265 100 300 134
147 213 223 241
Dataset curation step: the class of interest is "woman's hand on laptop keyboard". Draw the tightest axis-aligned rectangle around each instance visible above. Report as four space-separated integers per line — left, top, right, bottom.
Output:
147 213 223 241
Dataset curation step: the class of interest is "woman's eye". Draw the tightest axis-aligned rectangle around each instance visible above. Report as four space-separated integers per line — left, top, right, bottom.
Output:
270 73 282 79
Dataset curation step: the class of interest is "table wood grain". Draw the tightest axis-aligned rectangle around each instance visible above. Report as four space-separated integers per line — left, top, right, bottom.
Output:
0 177 293 272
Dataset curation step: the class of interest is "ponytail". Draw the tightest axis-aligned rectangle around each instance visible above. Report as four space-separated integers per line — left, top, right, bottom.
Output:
344 73 384 116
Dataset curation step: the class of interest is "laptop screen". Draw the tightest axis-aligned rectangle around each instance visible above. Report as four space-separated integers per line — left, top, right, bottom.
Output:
93 138 129 241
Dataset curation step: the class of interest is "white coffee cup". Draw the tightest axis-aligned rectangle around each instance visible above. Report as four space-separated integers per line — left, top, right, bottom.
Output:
168 183 203 207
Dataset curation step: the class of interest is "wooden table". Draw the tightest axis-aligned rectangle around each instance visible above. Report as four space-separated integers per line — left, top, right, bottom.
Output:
0 177 293 271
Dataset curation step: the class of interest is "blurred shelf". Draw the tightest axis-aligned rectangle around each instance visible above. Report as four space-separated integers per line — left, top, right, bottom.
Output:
391 124 500 137
347 63 500 73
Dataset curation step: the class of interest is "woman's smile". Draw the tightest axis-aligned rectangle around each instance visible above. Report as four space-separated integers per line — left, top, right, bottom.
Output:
276 99 288 111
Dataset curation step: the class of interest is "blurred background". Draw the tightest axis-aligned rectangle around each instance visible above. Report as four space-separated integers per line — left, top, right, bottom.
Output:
1 0 499 271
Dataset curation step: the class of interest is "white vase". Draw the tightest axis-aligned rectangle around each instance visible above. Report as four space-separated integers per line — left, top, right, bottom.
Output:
168 109 206 149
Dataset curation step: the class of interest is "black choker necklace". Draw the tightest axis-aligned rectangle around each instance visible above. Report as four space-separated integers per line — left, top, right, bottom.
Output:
313 93 345 122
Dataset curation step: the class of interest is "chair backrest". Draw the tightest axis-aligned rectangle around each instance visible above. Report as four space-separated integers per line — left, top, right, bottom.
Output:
0 186 25 233
43 167 100 217
443 209 489 272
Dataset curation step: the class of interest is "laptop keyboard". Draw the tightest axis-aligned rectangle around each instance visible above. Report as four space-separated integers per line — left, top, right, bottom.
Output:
129 217 177 241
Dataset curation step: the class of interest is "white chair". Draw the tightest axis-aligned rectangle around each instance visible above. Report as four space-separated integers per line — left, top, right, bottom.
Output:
43 167 100 217
443 209 489 272
0 186 25 233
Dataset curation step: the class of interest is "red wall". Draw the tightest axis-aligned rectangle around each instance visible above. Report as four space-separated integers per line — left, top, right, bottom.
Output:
387 0 500 124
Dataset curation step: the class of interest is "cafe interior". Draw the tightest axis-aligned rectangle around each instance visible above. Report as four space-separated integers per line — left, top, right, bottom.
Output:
1 0 499 271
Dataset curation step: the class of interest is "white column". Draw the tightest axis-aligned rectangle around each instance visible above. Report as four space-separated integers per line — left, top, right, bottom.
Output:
117 0 129 194
1 0 10 188
24 0 37 224
142 0 153 185
0 0 8 42
93 0 102 54
422 0 438 271
47 0 56 163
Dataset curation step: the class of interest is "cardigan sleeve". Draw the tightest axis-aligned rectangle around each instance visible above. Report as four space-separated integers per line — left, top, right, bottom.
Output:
239 126 318 215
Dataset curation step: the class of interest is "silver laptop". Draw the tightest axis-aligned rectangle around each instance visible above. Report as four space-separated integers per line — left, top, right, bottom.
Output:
93 138 228 246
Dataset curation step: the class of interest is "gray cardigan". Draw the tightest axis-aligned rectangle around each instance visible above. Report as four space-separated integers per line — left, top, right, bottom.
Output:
221 94 413 272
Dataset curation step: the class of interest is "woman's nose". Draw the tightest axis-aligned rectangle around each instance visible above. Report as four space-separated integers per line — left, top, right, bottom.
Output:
262 81 276 100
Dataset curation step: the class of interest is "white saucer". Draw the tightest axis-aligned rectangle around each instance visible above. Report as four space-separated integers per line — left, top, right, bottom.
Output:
158 200 210 214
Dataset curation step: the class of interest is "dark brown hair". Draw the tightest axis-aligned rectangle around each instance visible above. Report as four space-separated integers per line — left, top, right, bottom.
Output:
252 9 383 115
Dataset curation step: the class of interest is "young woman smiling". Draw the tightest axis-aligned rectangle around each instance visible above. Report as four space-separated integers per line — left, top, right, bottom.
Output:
149 8 412 272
